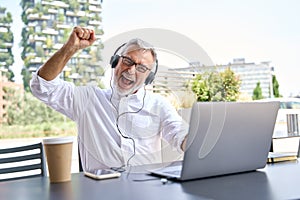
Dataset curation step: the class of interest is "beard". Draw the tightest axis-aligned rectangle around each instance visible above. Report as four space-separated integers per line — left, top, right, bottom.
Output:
113 72 144 97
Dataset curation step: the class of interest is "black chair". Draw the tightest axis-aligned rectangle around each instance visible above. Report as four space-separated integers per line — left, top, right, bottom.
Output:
78 147 83 172
0 142 46 181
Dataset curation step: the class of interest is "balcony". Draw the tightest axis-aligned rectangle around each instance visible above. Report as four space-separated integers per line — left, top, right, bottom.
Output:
77 54 92 59
25 52 36 57
66 11 86 17
89 5 102 13
57 24 71 29
0 24 10 29
89 0 101 5
48 8 58 14
42 28 59 35
28 66 38 72
53 43 63 50
30 57 43 64
42 0 69 8
33 35 47 42
27 13 51 21
69 73 83 80
25 8 34 14
27 22 39 27
1 43 13 48
88 20 101 25
0 27 8 33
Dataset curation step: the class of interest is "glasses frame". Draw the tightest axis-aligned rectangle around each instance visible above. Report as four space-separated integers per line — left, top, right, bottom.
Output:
120 56 151 73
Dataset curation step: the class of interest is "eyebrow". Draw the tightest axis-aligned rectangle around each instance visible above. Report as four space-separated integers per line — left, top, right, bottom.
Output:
122 55 147 66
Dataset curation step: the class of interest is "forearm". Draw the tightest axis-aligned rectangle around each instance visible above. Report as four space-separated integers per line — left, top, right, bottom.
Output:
38 44 77 81
37 26 96 81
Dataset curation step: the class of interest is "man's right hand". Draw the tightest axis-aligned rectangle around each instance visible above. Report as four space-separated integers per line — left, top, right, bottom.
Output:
66 26 97 51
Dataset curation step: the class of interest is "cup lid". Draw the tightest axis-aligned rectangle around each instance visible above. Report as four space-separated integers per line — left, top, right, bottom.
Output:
43 136 74 145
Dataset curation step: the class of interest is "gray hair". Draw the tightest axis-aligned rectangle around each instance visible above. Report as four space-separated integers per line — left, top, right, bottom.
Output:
120 38 157 63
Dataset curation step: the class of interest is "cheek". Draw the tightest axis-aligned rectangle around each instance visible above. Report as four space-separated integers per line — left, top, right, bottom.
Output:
114 67 122 78
137 74 148 84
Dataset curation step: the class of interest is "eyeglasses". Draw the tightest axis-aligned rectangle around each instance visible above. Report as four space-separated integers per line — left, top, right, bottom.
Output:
120 56 151 73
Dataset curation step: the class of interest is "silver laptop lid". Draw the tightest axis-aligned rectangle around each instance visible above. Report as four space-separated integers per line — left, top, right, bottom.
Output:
181 101 280 181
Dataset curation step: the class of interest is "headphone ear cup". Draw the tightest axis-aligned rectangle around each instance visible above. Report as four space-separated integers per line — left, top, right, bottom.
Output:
145 72 155 85
110 55 120 68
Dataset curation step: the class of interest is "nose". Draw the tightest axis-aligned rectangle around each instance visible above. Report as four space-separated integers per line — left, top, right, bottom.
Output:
127 64 136 74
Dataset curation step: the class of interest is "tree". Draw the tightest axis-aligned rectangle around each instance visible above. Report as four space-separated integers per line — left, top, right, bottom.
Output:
191 73 210 101
252 82 263 100
4 88 65 126
190 68 241 102
221 68 241 101
272 75 281 98
2 87 76 138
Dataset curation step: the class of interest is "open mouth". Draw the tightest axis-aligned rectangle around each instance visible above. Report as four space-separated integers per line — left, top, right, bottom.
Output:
119 73 135 88
121 76 134 85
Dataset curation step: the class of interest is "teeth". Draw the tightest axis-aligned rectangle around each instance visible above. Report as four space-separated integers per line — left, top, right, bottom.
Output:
123 74 133 81
124 76 133 81
121 76 134 85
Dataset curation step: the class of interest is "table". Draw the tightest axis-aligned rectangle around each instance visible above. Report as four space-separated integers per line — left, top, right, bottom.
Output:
1 161 300 200
271 130 300 155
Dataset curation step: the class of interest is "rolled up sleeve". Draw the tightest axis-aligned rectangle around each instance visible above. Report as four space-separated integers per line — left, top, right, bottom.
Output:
159 98 189 153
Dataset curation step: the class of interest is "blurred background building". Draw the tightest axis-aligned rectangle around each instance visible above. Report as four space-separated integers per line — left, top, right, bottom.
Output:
155 58 274 99
20 0 104 90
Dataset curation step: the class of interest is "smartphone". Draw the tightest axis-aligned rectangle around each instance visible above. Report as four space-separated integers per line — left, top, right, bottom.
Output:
84 169 121 180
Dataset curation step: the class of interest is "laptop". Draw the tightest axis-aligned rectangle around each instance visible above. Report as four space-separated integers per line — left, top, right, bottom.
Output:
149 101 280 181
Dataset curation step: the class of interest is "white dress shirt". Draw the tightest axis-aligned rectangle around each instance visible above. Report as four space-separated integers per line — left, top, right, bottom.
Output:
30 72 188 171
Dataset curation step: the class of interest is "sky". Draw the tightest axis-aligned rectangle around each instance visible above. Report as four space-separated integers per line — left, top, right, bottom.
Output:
1 0 300 97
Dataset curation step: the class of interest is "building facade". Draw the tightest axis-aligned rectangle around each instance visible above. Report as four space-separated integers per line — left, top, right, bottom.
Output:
20 0 104 89
154 58 274 100
194 58 273 99
0 6 14 82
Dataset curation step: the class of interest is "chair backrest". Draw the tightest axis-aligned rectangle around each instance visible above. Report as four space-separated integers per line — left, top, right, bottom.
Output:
0 142 46 182
78 147 83 172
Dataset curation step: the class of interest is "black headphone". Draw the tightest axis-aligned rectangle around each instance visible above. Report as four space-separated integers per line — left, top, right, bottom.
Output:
110 43 158 85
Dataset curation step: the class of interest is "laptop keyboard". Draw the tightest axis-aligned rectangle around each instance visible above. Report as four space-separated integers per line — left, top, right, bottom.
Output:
150 165 182 178
164 170 181 176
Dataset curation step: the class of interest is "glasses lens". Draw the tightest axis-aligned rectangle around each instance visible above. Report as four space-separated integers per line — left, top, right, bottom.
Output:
121 56 149 73
135 65 147 73
122 57 134 67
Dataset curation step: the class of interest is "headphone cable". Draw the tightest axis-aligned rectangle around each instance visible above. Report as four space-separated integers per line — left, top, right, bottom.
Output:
109 68 147 168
